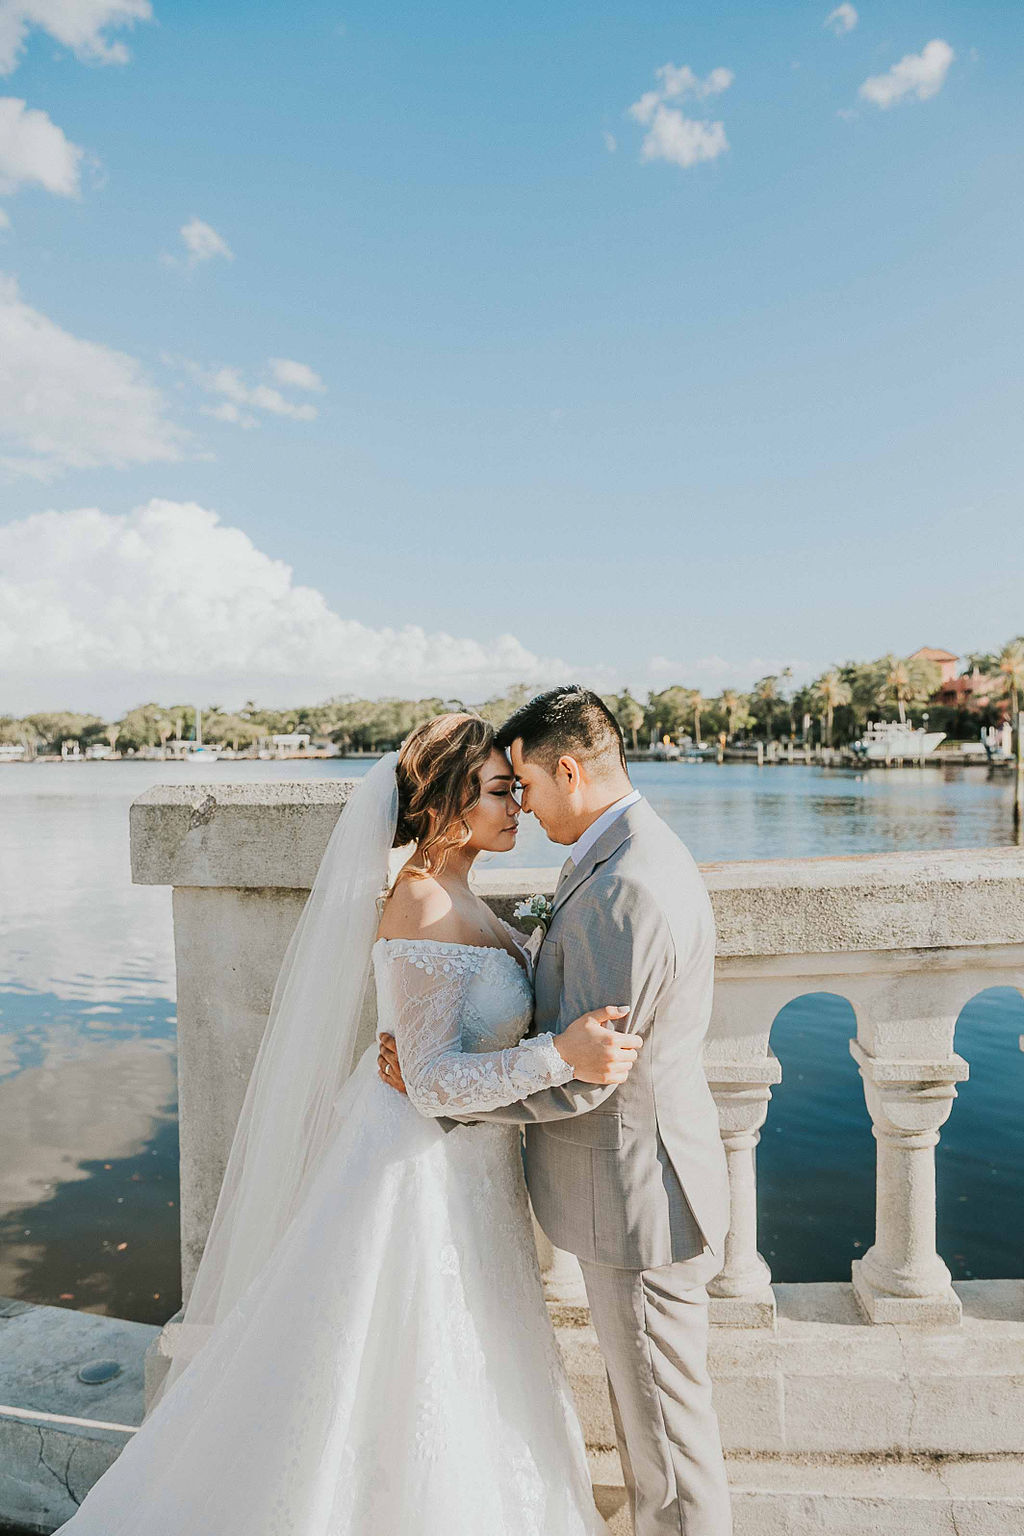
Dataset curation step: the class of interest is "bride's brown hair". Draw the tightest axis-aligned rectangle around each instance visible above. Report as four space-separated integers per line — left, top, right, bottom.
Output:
393 712 497 879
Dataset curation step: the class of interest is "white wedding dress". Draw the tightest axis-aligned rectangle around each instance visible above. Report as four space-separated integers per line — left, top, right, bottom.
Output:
55 926 606 1536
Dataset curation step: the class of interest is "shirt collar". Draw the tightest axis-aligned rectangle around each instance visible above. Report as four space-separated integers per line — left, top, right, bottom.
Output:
566 789 642 869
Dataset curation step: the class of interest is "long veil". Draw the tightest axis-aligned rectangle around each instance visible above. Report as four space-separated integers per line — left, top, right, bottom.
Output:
149 751 400 1411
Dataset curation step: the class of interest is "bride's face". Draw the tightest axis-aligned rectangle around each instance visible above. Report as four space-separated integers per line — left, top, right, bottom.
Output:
458 748 521 853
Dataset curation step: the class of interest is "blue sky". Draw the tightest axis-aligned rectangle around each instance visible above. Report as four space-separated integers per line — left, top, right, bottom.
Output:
1 1 1021 713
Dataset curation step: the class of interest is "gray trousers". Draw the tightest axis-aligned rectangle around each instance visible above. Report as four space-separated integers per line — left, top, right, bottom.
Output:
579 1258 732 1536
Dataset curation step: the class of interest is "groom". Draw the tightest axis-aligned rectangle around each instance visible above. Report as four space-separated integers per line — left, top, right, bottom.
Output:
380 685 732 1536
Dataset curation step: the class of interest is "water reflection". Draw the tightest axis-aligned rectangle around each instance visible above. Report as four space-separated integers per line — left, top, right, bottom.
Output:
938 987 1024 1280
757 994 874 1281
1 757 1020 1322
0 988 179 1321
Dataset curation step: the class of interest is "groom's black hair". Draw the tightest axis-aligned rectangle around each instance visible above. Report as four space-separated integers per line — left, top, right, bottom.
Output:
495 685 627 776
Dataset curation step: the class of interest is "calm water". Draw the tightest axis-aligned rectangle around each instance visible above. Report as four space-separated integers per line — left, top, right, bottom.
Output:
1 758 1021 1323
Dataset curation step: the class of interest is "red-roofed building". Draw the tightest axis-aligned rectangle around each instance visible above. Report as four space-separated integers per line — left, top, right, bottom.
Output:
911 647 1005 718
935 669 1001 712
909 647 959 685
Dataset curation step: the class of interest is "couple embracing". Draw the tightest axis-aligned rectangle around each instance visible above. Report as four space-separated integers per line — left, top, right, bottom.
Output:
53 686 732 1536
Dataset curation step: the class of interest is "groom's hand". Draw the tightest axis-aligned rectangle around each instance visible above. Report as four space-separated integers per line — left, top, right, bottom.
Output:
378 1034 407 1094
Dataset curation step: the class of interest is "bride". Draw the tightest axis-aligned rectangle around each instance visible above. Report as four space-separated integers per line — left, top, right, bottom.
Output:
53 712 642 1535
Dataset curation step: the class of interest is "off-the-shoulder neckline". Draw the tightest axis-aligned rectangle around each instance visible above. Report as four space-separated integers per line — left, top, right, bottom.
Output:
374 935 517 956
372 934 530 973
373 935 503 953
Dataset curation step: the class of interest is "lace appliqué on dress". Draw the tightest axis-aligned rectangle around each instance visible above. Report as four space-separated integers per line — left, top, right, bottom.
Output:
373 939 574 1117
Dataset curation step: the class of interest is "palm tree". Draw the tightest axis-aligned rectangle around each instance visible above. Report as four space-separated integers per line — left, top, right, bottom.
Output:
614 692 645 752
690 690 704 745
780 666 795 737
877 654 939 725
811 670 852 747
647 687 691 743
998 639 1024 721
752 676 779 740
718 690 741 741
878 656 913 724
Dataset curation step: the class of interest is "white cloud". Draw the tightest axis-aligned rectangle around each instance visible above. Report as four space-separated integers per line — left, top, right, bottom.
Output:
0 0 152 76
628 62 732 169
602 130 617 153
0 500 574 711
0 274 186 478
825 5 858 37
859 39 954 108
652 63 734 101
634 107 728 169
269 357 325 392
171 356 323 426
0 96 83 196
208 365 318 422
179 216 233 266
203 399 257 429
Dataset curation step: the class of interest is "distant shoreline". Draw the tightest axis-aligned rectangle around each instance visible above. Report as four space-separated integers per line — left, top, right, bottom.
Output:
1 749 1005 771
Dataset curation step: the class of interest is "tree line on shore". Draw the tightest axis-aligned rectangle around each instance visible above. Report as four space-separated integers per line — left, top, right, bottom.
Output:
3 640 1023 758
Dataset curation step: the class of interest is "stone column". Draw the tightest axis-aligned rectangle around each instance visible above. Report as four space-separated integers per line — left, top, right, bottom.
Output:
706 1053 782 1326
850 1040 968 1325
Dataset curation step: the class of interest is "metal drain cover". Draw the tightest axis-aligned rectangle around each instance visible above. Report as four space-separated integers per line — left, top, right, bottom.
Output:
77 1358 122 1384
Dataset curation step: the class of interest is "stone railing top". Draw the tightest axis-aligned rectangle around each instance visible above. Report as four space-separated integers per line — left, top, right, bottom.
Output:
130 781 1024 957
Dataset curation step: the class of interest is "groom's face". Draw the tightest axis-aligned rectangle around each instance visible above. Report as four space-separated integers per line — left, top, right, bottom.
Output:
507 739 578 845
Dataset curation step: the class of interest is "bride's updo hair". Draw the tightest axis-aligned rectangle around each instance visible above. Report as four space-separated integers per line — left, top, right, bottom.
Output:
393 712 496 878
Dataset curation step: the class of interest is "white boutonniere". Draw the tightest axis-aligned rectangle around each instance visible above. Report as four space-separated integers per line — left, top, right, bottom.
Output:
513 894 554 963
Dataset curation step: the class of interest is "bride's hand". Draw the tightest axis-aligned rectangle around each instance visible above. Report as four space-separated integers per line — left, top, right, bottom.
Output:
554 1006 641 1084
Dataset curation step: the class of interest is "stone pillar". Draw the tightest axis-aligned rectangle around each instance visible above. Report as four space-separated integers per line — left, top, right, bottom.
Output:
850 1040 968 1325
706 1053 782 1326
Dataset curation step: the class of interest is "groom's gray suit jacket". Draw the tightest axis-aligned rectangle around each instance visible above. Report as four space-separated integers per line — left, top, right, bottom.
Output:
440 798 730 1271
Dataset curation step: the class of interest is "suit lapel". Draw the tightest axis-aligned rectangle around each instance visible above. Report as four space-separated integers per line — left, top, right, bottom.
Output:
551 799 649 917
553 856 574 901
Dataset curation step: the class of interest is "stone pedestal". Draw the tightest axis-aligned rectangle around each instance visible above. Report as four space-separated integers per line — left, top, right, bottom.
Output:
707 1055 782 1327
850 1040 968 1325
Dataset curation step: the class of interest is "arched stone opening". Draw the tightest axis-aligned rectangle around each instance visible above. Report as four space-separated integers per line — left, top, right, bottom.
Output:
936 985 1024 1279
757 992 869 1282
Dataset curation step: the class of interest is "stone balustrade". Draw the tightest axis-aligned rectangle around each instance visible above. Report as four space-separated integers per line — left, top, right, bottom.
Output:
127 781 1024 1529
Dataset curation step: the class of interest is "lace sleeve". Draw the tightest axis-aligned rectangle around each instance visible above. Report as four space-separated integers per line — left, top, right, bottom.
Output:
376 944 574 1117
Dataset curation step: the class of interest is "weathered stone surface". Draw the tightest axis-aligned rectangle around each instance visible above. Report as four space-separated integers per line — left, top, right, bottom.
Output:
0 1299 154 1532
131 784 1024 956
703 844 1024 957
169 884 309 1294
727 1454 1024 1536
130 780 360 889
709 1290 778 1328
0 1299 152 1426
559 1283 1024 1460
589 1444 1024 1536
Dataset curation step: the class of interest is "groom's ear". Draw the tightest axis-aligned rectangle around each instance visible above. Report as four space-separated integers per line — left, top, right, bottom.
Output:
555 754 584 792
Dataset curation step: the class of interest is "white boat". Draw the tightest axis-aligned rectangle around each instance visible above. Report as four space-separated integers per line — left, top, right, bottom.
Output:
980 724 1014 763
850 721 946 761
184 744 222 762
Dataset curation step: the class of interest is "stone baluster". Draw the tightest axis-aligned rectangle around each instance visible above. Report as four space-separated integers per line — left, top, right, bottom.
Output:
849 1040 969 1325
706 1052 782 1326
